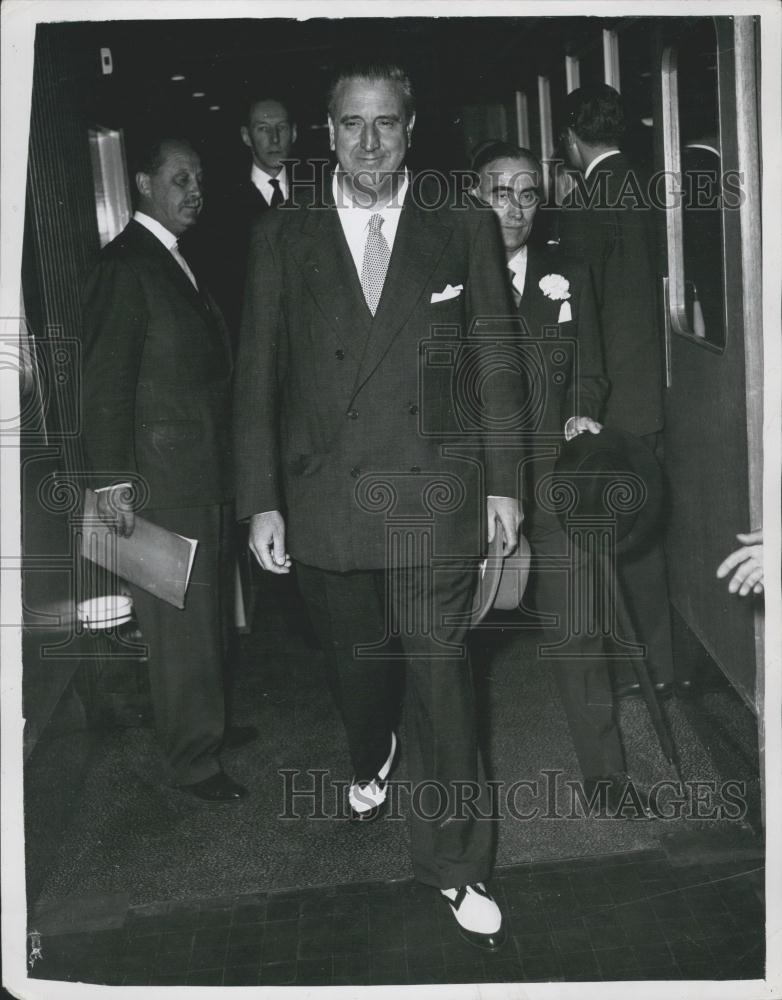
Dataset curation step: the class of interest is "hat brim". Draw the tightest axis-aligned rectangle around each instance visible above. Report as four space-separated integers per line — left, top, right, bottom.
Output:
469 531 531 626
551 428 664 553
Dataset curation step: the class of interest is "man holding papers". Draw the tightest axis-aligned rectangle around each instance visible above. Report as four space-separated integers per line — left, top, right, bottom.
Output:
81 136 254 801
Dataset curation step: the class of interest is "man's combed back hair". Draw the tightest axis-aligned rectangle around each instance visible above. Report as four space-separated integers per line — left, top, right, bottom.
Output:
244 96 293 126
564 84 626 146
327 62 415 122
133 135 196 177
471 140 541 177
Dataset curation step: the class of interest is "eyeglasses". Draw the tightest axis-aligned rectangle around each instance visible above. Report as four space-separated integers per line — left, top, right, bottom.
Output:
493 187 541 209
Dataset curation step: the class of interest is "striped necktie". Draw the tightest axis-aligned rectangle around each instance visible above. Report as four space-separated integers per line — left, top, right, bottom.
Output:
360 213 391 316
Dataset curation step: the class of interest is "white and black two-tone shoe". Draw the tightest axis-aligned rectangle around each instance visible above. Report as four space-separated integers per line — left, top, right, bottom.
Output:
348 732 398 823
440 882 507 951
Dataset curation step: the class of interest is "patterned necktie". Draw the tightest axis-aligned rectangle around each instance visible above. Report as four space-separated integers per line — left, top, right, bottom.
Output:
361 213 391 316
171 241 198 290
269 177 284 208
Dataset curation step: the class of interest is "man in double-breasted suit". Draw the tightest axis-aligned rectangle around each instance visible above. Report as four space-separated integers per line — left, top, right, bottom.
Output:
234 65 524 951
474 142 628 795
558 84 675 697
82 137 254 802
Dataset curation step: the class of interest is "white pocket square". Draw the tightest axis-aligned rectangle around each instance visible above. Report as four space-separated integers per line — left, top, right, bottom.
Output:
558 301 572 323
430 283 464 303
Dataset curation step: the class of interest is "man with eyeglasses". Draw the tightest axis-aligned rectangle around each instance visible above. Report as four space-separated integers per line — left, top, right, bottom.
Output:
474 142 633 803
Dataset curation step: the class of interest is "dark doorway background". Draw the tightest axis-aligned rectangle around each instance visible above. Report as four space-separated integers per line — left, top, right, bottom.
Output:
56 16 550 186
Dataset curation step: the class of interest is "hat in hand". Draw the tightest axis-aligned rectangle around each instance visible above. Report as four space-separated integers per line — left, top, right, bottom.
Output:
549 427 664 553
469 525 532 625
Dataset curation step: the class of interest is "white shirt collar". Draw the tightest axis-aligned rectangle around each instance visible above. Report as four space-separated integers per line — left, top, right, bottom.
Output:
251 163 289 204
507 245 527 275
333 169 410 277
331 168 410 211
133 210 179 250
584 148 621 179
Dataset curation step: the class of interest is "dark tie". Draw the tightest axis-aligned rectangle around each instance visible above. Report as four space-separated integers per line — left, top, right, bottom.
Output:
269 178 284 208
508 264 523 308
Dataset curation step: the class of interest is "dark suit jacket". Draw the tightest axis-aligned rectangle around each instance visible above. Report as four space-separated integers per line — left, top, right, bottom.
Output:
81 219 233 510
557 153 663 436
233 179 524 571
515 245 608 498
184 171 291 335
519 245 607 430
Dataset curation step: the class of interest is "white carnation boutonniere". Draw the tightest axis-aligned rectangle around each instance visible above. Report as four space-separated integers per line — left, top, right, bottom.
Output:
538 273 571 301
539 273 572 322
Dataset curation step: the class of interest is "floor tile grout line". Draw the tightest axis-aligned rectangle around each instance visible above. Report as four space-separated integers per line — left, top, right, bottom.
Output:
578 864 765 918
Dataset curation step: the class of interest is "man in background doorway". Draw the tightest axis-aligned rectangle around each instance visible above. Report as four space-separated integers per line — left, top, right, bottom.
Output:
188 96 298 335
474 141 631 800
557 84 677 699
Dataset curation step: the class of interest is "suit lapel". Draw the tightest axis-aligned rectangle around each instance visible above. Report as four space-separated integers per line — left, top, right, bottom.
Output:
128 221 232 366
244 180 268 215
351 199 451 396
294 201 372 358
130 221 205 308
519 246 560 333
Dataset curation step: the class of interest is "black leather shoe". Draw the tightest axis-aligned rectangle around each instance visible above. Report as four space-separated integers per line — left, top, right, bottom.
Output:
222 725 259 750
441 883 507 952
615 680 673 700
186 771 247 801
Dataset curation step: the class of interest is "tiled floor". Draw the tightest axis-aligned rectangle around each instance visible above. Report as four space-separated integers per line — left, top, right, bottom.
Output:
29 848 764 986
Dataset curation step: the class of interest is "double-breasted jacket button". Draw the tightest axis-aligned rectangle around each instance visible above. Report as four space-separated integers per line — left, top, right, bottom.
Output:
347 408 358 420
410 465 421 473
408 403 419 415
335 349 345 360
350 466 361 479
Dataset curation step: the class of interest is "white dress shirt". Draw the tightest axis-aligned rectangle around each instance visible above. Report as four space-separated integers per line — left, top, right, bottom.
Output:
584 148 621 179
133 211 198 289
333 170 409 279
506 245 528 301
251 164 289 206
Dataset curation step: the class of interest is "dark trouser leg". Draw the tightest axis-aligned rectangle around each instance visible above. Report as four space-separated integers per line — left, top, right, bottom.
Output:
612 431 674 687
393 564 493 889
615 535 675 687
527 510 625 780
128 504 231 786
294 564 401 782
295 561 493 889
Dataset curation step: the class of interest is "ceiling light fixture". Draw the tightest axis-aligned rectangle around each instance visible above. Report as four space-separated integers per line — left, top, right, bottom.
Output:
209 105 221 111
192 91 205 98
170 74 185 82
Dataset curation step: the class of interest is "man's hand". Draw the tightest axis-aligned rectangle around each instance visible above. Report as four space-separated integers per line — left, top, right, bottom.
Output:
249 510 292 574
564 416 603 441
716 530 764 596
487 496 523 556
96 485 135 538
